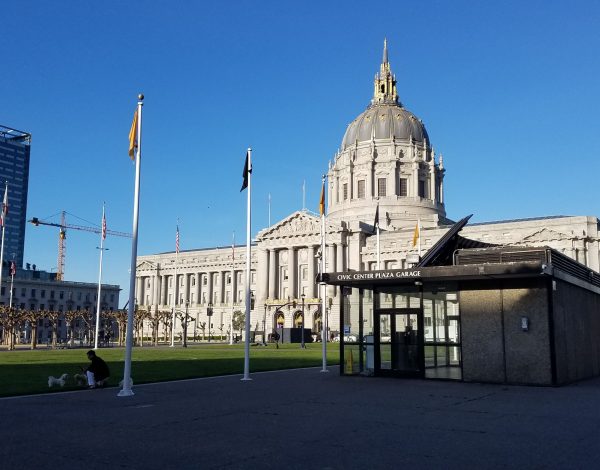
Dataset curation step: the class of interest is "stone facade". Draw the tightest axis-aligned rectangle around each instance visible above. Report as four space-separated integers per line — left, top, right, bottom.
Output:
136 42 600 340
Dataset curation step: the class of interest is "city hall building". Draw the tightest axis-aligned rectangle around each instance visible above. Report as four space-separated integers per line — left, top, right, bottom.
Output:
135 42 600 384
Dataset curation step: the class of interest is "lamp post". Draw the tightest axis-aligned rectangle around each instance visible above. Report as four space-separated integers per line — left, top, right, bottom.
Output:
300 293 306 349
262 303 267 345
182 300 189 348
207 302 213 343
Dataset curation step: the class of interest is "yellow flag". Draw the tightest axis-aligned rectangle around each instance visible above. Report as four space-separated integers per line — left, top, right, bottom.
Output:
319 181 325 215
128 110 138 160
412 220 420 247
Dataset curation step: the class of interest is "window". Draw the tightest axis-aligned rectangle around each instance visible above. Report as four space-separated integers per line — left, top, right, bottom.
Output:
31 289 36 298
50 291 55 299
203 276 207 285
377 178 386 197
399 178 408 197
357 180 365 199
227 274 231 285
41 290 46 298
110 294 114 302
191 277 196 287
21 288 26 297
0 287 4 296
343 183 348 200
301 265 308 281
418 180 426 198
59 291 64 299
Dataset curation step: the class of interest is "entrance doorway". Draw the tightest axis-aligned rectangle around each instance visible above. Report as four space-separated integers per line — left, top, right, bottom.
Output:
374 309 423 377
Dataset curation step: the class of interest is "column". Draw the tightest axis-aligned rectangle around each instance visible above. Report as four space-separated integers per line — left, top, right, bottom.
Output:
327 244 335 273
220 271 226 304
150 276 156 306
412 162 419 197
207 272 213 305
195 273 201 306
257 249 268 303
268 249 277 299
182 273 189 304
336 243 344 271
307 245 316 298
231 269 237 304
288 247 296 299
160 275 167 306
135 277 143 305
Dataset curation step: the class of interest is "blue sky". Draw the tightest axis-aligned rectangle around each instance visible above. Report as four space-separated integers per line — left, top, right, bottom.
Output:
2 0 599 304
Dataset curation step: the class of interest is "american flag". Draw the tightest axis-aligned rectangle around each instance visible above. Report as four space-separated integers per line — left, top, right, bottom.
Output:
10 261 16 276
102 212 107 240
176 226 180 254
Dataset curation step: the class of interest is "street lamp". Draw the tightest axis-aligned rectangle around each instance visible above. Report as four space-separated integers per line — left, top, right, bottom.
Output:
207 302 213 343
262 303 267 345
300 293 306 349
183 300 189 348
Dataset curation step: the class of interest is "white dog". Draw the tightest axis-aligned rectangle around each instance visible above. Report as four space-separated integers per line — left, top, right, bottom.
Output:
48 373 69 388
119 377 134 388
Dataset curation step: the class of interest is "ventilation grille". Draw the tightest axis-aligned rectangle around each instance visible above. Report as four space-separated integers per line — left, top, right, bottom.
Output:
455 248 548 266
454 247 600 289
550 251 600 288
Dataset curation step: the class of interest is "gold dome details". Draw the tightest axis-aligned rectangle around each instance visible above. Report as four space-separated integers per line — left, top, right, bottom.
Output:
373 38 399 105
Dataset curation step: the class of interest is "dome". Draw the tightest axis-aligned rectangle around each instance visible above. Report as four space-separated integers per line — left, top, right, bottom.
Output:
341 103 429 150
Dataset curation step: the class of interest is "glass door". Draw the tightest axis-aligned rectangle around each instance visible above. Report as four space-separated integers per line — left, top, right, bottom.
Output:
375 309 423 377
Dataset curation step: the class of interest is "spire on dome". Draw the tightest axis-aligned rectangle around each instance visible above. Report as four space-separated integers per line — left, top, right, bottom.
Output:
373 39 399 106
383 38 388 64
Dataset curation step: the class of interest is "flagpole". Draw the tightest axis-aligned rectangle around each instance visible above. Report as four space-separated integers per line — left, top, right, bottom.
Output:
230 231 235 346
9 265 14 308
93 202 106 350
119 94 143 397
171 223 179 348
302 180 306 211
242 148 252 381
268 193 271 227
0 181 7 302
320 174 328 373
376 224 380 270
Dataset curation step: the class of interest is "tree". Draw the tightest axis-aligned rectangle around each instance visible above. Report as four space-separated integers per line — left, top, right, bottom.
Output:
232 310 245 339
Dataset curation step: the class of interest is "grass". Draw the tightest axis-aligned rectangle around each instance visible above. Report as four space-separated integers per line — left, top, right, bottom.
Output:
0 343 340 397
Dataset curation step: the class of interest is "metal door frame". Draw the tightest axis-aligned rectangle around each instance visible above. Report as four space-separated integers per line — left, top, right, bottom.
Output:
374 308 425 378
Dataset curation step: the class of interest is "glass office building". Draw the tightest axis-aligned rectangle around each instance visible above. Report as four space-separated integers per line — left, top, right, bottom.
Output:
0 125 31 268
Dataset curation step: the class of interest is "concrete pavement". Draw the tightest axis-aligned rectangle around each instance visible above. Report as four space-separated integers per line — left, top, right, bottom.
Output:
1 367 599 469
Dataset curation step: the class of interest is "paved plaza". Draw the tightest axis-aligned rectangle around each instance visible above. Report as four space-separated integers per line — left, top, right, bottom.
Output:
1 367 600 469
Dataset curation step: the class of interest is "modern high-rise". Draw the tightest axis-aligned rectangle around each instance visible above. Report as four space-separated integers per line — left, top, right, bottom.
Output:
0 125 31 268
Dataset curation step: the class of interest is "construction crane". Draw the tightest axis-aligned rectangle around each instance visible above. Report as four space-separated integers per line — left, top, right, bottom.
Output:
29 210 132 281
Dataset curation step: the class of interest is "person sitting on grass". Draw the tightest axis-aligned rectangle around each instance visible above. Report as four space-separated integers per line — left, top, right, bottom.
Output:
85 350 110 389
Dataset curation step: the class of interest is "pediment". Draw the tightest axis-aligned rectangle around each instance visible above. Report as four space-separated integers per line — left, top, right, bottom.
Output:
516 227 572 245
137 260 157 271
257 211 340 241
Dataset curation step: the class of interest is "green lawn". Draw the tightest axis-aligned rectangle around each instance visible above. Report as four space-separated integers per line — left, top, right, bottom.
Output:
0 343 340 397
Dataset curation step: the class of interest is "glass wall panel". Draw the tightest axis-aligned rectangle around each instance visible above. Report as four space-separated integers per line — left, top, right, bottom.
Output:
424 284 462 380
340 287 374 375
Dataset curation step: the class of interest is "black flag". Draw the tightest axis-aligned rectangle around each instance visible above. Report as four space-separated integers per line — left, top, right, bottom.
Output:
240 151 251 192
373 204 379 232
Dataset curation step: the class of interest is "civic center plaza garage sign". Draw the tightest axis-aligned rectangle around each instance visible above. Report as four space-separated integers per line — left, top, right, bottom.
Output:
332 270 422 282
